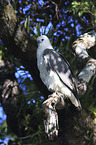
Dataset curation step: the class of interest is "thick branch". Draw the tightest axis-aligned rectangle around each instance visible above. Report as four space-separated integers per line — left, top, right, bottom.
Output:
73 31 96 93
43 92 65 140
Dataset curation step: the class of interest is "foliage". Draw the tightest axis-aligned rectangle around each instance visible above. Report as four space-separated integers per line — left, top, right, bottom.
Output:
71 0 96 27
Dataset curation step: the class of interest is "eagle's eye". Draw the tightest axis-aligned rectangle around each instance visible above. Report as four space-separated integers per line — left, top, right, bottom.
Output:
41 39 44 41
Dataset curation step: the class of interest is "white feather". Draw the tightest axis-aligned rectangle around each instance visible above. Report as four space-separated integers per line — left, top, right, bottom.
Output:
37 35 81 108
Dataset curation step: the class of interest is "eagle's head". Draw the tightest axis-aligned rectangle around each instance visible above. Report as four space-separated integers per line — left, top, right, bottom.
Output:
37 35 52 49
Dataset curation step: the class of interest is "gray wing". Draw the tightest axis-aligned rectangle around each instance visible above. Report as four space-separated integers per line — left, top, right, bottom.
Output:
43 49 78 97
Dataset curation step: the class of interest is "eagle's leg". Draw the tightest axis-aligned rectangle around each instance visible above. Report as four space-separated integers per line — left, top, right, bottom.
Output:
43 92 65 140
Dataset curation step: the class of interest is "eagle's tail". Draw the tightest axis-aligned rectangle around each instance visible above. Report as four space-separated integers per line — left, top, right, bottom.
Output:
68 93 82 110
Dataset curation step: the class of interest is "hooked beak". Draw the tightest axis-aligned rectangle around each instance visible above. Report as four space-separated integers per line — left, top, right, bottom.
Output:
37 39 41 45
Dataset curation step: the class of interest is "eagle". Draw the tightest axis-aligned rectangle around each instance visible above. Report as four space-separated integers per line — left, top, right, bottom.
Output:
37 35 81 110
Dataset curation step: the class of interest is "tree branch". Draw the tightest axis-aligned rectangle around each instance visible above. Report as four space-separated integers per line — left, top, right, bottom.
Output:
73 30 96 84
43 92 65 140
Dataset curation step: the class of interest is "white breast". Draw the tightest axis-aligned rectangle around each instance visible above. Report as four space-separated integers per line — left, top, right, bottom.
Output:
37 47 73 97
37 49 66 92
